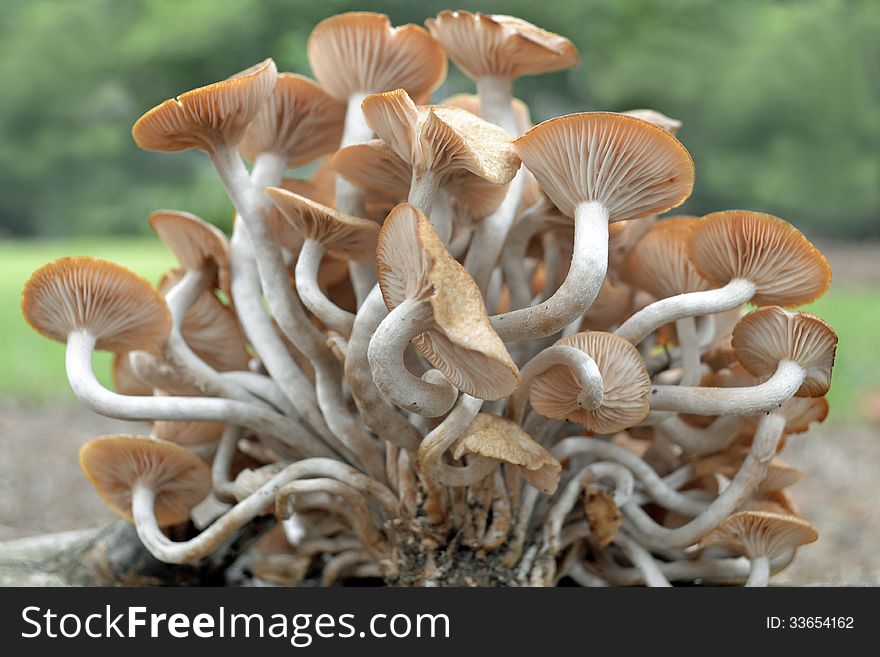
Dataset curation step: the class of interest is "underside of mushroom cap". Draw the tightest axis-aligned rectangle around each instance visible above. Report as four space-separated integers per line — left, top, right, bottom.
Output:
530 331 651 433
426 10 578 80
700 510 818 560
149 209 230 291
22 256 171 353
376 204 520 400
514 112 694 219
80 435 211 527
239 73 345 166
132 58 278 153
266 187 379 260
732 306 837 397
687 210 832 307
307 12 446 102
624 216 710 298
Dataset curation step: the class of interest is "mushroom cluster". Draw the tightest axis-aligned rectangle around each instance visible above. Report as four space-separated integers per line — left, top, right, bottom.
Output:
21 11 837 587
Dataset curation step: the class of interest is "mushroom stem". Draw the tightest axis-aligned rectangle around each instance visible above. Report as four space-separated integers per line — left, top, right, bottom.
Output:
746 555 771 587
211 425 240 503
66 330 336 458
615 278 757 345
501 200 550 310
648 360 805 416
367 297 459 417
491 200 609 341
348 258 376 308
614 532 672 587
476 75 518 137
508 344 604 424
130 457 396 564
656 414 741 455
295 240 355 336
407 170 441 218
675 316 702 387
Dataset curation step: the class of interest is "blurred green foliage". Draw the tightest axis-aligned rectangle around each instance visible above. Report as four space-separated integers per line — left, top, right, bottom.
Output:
1 0 878 238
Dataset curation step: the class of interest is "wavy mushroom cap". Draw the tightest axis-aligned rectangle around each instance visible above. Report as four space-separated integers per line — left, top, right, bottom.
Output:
426 11 578 80
451 413 561 494
625 216 710 299
266 187 379 260
149 210 230 292
514 112 694 219
239 73 345 166
441 93 532 133
376 204 519 400
22 257 171 353
530 331 651 434
132 59 277 153
362 89 521 184
307 12 446 102
622 109 682 135
732 307 837 397
687 210 832 307
80 435 210 527
700 510 818 560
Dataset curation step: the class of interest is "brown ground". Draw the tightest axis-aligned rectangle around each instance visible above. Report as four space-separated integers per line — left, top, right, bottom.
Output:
1 399 877 585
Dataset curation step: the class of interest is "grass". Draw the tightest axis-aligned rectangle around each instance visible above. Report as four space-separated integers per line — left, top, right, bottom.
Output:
0 238 877 421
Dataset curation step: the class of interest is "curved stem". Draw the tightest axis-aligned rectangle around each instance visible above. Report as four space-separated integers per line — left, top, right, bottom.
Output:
656 414 741 455
614 531 672 587
675 315 702 387
211 425 241 503
746 555 771 587
348 258 376 309
491 201 609 342
501 201 551 311
295 240 355 336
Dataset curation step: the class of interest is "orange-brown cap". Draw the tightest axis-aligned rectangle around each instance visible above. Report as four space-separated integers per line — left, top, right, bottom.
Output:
22 257 171 353
239 73 345 166
687 210 832 307
307 12 446 102
80 434 210 527
265 187 379 260
514 112 694 219
700 510 818 560
149 209 230 293
625 216 710 298
153 419 226 446
376 204 519 400
580 278 635 331
622 109 682 135
132 59 277 153
732 307 837 397
451 413 561 494
112 351 153 396
530 332 651 433
426 11 578 80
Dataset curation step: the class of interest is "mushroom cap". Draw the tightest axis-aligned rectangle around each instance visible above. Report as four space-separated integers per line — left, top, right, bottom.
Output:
149 209 230 293
700 510 818 560
307 12 446 102
514 112 694 219
694 447 804 493
441 93 532 134
426 11 578 80
687 210 832 307
580 278 635 331
263 176 336 254
622 109 682 135
153 419 226 446
530 331 652 433
732 307 837 397
451 413 561 494
79 435 210 527
132 58 277 153
22 257 171 352
266 187 379 260
112 351 153 396
239 73 345 166
624 216 710 299
376 204 520 400
362 88 521 184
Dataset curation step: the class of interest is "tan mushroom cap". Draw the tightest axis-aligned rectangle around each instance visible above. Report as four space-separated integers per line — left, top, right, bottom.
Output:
622 109 682 135
153 419 226 446
132 58 277 153
307 12 446 102
441 93 532 134
112 351 152 396
239 73 345 166
376 204 520 400
451 414 561 494
694 447 804 494
265 187 379 260
362 89 521 185
742 394 829 436
580 278 635 331
625 216 710 299
264 176 336 253
732 307 837 397
530 331 652 434
22 257 171 353
700 510 818 560
426 11 578 80
687 210 832 307
80 435 210 527
514 112 694 219
149 210 230 293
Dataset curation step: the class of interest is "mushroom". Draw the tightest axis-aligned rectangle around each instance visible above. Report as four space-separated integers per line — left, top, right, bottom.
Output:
700 511 818 586
491 113 695 341
616 210 832 344
369 203 519 416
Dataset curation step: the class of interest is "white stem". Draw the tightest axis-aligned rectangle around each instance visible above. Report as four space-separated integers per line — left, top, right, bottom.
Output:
429 187 454 244
746 555 771 587
501 203 548 310
336 93 373 217
614 532 672 587
675 316 702 387
476 76 518 136
616 278 756 344
407 170 440 218
295 240 355 336
367 297 458 418
348 258 376 308
491 201 609 341
656 414 741 455
649 360 805 415
211 425 241 502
